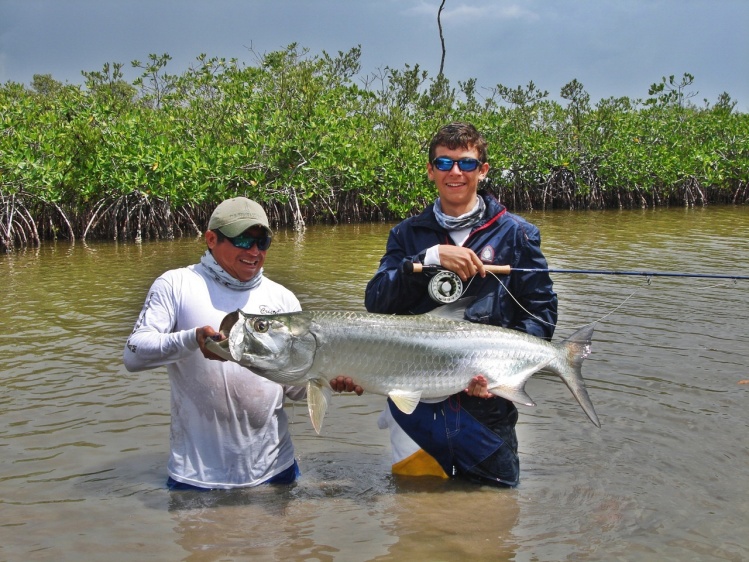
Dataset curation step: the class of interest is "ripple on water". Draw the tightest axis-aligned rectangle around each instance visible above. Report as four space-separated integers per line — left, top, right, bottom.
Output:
1 210 748 561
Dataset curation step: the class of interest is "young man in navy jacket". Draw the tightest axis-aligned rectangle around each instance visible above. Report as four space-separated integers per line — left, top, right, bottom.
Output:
365 122 557 486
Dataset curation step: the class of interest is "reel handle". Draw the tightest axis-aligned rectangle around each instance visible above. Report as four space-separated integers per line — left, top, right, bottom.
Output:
406 262 512 275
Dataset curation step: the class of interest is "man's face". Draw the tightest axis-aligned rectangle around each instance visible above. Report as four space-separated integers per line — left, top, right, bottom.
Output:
206 226 268 282
427 144 489 217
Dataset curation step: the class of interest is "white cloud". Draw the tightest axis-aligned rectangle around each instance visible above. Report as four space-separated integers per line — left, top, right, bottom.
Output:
406 1 538 23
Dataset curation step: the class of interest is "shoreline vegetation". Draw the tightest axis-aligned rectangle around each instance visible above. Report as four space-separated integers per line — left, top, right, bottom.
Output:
2 45 748 250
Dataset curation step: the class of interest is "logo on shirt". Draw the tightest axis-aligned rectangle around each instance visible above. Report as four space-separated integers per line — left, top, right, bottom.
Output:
258 305 279 315
479 245 495 263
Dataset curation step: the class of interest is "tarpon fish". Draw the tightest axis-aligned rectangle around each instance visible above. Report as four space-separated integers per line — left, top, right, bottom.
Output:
206 301 600 433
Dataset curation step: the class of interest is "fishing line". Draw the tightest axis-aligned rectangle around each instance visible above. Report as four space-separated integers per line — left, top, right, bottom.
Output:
462 270 640 330
488 271 643 331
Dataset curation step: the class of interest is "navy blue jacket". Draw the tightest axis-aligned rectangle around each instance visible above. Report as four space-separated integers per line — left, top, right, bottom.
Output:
365 193 557 340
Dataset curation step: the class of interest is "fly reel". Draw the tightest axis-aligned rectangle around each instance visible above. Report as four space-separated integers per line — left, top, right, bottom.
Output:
427 270 464 303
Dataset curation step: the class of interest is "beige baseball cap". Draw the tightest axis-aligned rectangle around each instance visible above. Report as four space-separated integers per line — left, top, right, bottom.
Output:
207 197 272 237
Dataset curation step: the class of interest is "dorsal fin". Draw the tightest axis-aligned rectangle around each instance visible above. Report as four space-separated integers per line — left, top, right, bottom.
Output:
426 297 476 322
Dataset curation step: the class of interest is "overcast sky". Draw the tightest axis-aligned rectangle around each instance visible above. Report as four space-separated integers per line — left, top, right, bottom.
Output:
1 0 747 109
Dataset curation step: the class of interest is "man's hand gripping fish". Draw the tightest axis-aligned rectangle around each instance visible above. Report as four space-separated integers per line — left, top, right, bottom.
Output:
206 300 600 434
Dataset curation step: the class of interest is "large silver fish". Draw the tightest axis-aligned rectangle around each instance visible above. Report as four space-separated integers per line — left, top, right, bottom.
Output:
206 301 600 434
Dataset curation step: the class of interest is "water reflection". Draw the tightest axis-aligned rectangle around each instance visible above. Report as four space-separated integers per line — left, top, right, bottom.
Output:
1 207 748 561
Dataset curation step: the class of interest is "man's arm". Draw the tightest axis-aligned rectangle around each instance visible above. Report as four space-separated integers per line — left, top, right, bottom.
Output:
510 229 558 340
365 228 432 314
123 277 199 372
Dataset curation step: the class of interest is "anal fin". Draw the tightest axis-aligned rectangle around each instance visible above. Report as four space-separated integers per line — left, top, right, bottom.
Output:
487 358 553 406
388 389 423 415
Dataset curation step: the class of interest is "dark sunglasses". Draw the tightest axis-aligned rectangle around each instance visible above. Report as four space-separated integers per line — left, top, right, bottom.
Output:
225 233 272 251
431 156 482 172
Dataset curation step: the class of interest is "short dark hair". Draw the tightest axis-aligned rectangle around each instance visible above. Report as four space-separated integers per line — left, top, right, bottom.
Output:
212 229 228 243
428 122 488 163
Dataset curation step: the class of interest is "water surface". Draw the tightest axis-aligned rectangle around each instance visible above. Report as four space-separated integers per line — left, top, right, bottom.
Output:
2 207 748 561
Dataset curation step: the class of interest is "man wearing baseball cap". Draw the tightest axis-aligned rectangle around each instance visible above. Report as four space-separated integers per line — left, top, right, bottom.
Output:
208 196 273 237
124 197 358 489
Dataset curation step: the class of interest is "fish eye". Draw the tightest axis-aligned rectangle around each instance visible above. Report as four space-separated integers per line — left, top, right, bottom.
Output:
253 319 270 333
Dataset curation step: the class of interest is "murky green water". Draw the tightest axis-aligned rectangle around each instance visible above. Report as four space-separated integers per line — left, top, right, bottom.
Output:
2 207 748 561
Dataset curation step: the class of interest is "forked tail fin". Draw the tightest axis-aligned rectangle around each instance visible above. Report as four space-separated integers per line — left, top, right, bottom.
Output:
557 323 600 427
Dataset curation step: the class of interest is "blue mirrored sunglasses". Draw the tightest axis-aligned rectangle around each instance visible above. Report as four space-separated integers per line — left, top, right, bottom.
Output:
225 233 272 251
431 156 482 172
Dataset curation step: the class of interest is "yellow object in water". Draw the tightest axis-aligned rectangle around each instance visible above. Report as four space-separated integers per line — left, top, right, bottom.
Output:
392 449 448 478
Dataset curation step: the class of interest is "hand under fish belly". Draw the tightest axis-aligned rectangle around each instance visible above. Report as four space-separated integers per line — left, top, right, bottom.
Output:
206 301 600 434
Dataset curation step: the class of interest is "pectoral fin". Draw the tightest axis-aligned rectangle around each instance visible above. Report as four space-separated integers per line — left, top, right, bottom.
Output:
388 389 423 415
307 379 332 434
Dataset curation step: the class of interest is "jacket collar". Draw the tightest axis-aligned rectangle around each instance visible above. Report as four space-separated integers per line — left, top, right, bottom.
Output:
412 192 506 231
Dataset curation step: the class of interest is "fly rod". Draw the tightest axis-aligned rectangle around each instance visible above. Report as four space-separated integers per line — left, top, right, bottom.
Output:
404 262 749 303
407 262 749 280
